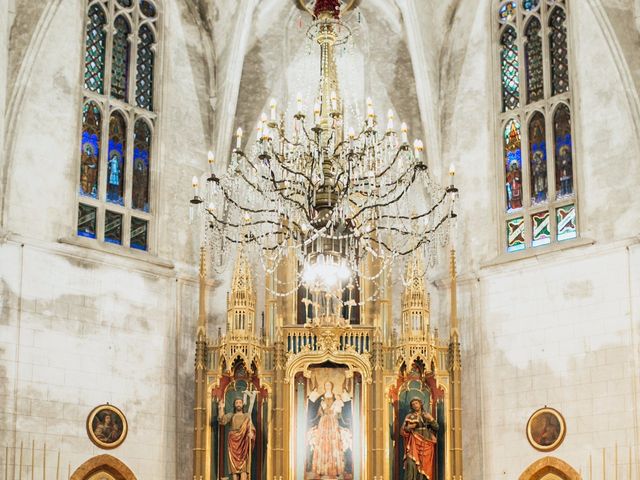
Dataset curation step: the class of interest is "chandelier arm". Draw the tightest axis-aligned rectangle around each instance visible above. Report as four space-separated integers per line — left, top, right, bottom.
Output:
350 168 418 220
271 150 315 186
218 185 282 215
377 191 448 221
364 213 450 256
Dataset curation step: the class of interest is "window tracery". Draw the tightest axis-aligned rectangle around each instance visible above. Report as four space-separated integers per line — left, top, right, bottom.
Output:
495 0 577 253
77 0 159 252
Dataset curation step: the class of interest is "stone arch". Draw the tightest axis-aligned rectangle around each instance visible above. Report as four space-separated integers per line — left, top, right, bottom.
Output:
70 454 136 480
519 456 581 480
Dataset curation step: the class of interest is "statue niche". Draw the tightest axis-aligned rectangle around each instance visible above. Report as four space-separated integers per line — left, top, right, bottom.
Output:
390 359 446 480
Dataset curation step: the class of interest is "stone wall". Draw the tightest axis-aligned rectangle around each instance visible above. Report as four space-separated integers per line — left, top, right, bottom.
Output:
0 0 224 478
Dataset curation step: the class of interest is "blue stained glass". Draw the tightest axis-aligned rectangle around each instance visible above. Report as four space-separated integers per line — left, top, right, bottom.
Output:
554 104 573 197
80 102 101 198
523 0 540 11
130 217 148 250
78 203 97 239
499 1 517 22
504 120 523 211
529 112 547 204
107 113 127 205
132 119 151 212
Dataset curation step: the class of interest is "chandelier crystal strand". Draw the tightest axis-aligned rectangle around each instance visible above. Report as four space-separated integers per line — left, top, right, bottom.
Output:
189 0 458 321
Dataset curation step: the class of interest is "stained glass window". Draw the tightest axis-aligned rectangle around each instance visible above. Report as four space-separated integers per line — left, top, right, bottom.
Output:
105 211 123 245
131 217 148 250
531 211 551 247
80 101 101 198
78 204 97 239
507 217 525 252
525 18 543 103
111 16 131 101
528 112 547 204
79 1 158 250
499 1 517 23
84 4 107 93
504 120 523 212
107 112 127 205
554 104 573 198
139 0 157 18
549 6 569 95
135 25 155 110
133 119 151 212
557 204 577 241
500 26 520 111
496 1 576 253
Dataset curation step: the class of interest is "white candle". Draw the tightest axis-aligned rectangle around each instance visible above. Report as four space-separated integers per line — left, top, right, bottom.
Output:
236 127 243 149
400 122 408 143
270 98 277 121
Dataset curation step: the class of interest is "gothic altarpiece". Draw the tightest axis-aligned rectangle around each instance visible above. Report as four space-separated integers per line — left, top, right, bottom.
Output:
193 248 463 480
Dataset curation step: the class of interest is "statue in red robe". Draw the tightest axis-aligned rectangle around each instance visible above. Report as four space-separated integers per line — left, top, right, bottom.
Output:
219 397 256 480
401 398 438 480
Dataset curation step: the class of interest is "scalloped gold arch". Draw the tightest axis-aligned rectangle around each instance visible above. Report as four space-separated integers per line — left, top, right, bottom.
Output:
285 349 372 383
519 456 581 480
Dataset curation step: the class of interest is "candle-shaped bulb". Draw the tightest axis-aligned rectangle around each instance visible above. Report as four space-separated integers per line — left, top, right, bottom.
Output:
313 101 321 124
207 202 214 212
330 90 338 111
400 122 408 143
296 93 303 113
270 98 277 121
449 163 456 176
192 175 199 188
348 127 355 139
414 139 424 156
387 109 395 131
236 127 243 149
366 97 374 118
207 150 214 164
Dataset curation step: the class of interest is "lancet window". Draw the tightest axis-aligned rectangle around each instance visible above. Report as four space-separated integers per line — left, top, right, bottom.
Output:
496 0 577 253
77 0 159 251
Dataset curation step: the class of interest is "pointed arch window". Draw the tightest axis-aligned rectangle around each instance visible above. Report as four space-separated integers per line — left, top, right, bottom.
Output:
76 0 159 252
495 0 577 254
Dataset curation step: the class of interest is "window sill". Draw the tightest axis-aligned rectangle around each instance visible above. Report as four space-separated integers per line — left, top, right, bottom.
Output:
481 237 596 269
58 235 175 270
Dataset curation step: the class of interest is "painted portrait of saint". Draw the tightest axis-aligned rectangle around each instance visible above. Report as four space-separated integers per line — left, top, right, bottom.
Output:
527 407 566 452
304 367 354 480
87 404 127 449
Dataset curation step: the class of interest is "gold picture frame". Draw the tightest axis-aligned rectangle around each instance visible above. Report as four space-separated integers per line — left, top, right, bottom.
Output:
86 404 128 449
526 407 566 452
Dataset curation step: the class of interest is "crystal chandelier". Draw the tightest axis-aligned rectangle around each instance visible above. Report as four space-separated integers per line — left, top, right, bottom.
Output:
189 0 458 316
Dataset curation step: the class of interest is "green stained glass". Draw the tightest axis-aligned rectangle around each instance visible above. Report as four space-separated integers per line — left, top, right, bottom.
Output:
554 104 574 198
525 18 544 103
135 25 155 110
84 4 107 93
111 16 131 101
139 0 157 17
507 217 525 252
132 119 151 212
557 204 577 241
549 6 569 95
531 211 551 247
501 26 520 111
528 112 547 204
523 0 540 11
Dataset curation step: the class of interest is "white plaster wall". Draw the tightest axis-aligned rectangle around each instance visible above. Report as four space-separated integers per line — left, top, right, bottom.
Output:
0 0 225 478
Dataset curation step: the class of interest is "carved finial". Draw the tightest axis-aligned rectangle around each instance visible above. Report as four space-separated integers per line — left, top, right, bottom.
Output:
450 248 458 338
401 254 429 337
227 245 256 336
197 246 207 337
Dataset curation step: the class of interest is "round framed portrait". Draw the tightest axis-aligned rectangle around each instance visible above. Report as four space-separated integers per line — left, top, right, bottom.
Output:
526 407 566 452
87 404 128 449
